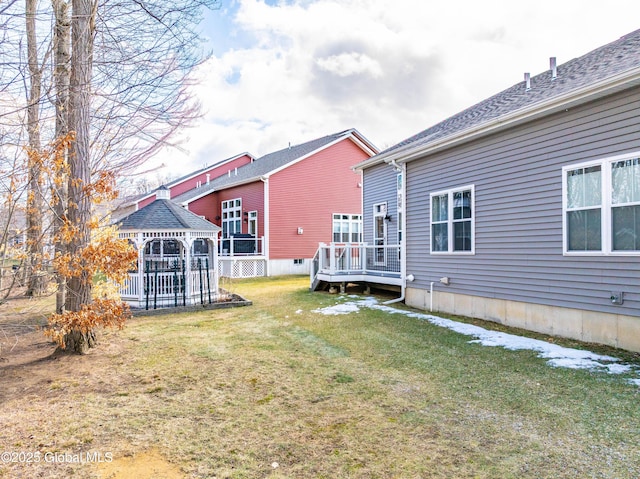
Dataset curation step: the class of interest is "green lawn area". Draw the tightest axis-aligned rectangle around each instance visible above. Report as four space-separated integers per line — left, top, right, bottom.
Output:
1 275 639 478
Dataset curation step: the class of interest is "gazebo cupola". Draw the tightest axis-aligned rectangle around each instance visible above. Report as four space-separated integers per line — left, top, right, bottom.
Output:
116 187 222 309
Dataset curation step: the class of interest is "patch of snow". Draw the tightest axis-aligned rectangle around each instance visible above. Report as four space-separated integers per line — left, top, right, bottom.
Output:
313 303 361 315
604 363 633 374
312 296 640 385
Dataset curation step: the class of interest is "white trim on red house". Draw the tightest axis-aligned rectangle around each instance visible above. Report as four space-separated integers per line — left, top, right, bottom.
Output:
265 129 377 178
261 176 270 275
128 152 255 208
178 130 377 208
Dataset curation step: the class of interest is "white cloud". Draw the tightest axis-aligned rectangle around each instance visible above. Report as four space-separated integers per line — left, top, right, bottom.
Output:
147 0 640 176
316 52 383 78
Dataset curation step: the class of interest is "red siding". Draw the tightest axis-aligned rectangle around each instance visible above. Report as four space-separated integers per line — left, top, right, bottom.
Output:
218 182 265 236
134 155 254 209
188 193 220 223
188 181 265 235
138 195 156 209
268 138 367 259
169 154 253 197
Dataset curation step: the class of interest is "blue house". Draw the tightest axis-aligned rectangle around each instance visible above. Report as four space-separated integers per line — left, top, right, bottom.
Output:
352 30 640 352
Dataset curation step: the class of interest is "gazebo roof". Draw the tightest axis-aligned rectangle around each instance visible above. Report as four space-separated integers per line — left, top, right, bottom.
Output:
116 198 221 233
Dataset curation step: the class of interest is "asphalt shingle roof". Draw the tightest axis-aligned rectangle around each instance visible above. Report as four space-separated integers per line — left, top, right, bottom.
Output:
381 29 640 156
173 129 361 204
117 199 220 231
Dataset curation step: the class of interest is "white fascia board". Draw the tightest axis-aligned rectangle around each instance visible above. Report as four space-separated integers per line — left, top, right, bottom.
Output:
264 138 343 178
352 155 387 172
376 67 640 167
348 129 380 156
178 188 216 207
120 228 221 236
179 176 264 206
266 131 372 178
173 152 255 185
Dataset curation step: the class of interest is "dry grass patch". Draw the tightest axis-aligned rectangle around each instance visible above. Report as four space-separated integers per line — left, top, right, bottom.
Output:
0 276 639 478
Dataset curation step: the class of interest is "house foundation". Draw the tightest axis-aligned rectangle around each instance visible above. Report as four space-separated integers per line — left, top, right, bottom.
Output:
405 287 640 353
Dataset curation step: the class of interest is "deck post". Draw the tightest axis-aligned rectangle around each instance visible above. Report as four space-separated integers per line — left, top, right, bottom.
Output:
329 243 336 273
318 243 326 272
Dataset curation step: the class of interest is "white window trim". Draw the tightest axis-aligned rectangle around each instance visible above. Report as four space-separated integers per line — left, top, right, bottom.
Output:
332 213 363 243
248 210 258 237
562 151 640 256
373 202 388 265
221 198 242 239
429 184 475 255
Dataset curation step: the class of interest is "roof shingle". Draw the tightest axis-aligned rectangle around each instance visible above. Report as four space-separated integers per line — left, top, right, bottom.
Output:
381 29 640 156
173 129 370 204
117 199 220 232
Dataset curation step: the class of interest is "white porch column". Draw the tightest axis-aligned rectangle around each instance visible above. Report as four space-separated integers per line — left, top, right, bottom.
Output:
183 236 193 305
135 233 145 306
211 233 219 295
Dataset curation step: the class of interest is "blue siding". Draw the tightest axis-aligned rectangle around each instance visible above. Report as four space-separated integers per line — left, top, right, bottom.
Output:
403 87 640 316
363 163 399 245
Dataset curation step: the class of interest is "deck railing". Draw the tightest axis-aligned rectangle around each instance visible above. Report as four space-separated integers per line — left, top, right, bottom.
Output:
311 243 401 285
219 236 264 257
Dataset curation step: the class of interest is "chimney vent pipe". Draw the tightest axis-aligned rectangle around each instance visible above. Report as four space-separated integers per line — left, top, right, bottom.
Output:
524 72 531 91
550 57 557 79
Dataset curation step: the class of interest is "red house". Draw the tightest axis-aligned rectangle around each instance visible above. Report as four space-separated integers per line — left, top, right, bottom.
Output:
171 129 378 277
135 152 256 210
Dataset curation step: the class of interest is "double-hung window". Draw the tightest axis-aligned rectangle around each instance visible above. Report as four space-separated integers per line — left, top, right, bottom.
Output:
332 214 362 243
563 153 640 254
430 185 475 254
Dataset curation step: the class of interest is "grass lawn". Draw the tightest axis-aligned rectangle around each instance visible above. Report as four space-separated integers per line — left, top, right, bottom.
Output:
1 276 639 478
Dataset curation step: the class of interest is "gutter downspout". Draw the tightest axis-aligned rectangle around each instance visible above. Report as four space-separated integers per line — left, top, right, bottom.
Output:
384 160 408 305
260 176 269 276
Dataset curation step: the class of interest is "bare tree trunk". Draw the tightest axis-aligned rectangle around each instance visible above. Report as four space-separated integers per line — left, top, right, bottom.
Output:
63 0 97 353
25 0 46 297
53 0 71 313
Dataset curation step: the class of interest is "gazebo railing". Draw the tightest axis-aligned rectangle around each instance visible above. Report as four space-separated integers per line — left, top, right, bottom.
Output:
121 257 218 309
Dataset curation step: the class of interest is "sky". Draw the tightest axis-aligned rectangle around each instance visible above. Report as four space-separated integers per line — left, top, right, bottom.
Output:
145 0 640 178
314 295 640 387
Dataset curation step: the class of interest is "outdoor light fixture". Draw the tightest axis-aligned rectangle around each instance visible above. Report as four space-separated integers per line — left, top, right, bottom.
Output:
384 214 392 222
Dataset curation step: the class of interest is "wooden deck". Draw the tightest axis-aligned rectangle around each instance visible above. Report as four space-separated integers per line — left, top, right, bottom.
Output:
310 243 402 291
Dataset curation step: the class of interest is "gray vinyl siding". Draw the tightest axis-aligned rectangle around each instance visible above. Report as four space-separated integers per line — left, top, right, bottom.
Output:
363 162 398 245
405 86 640 317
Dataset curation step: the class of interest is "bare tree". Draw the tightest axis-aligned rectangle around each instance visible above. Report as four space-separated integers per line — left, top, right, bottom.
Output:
1 0 221 352
52 0 71 313
24 0 49 296
60 0 97 352
87 0 218 175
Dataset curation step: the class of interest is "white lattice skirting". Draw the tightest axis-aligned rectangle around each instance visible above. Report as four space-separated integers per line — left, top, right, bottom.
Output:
218 258 266 278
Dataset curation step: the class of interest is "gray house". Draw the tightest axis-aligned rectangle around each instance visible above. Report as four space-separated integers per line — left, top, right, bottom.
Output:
355 29 640 352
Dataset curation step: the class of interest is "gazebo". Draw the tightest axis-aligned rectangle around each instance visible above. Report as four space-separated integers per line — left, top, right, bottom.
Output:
116 186 222 309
